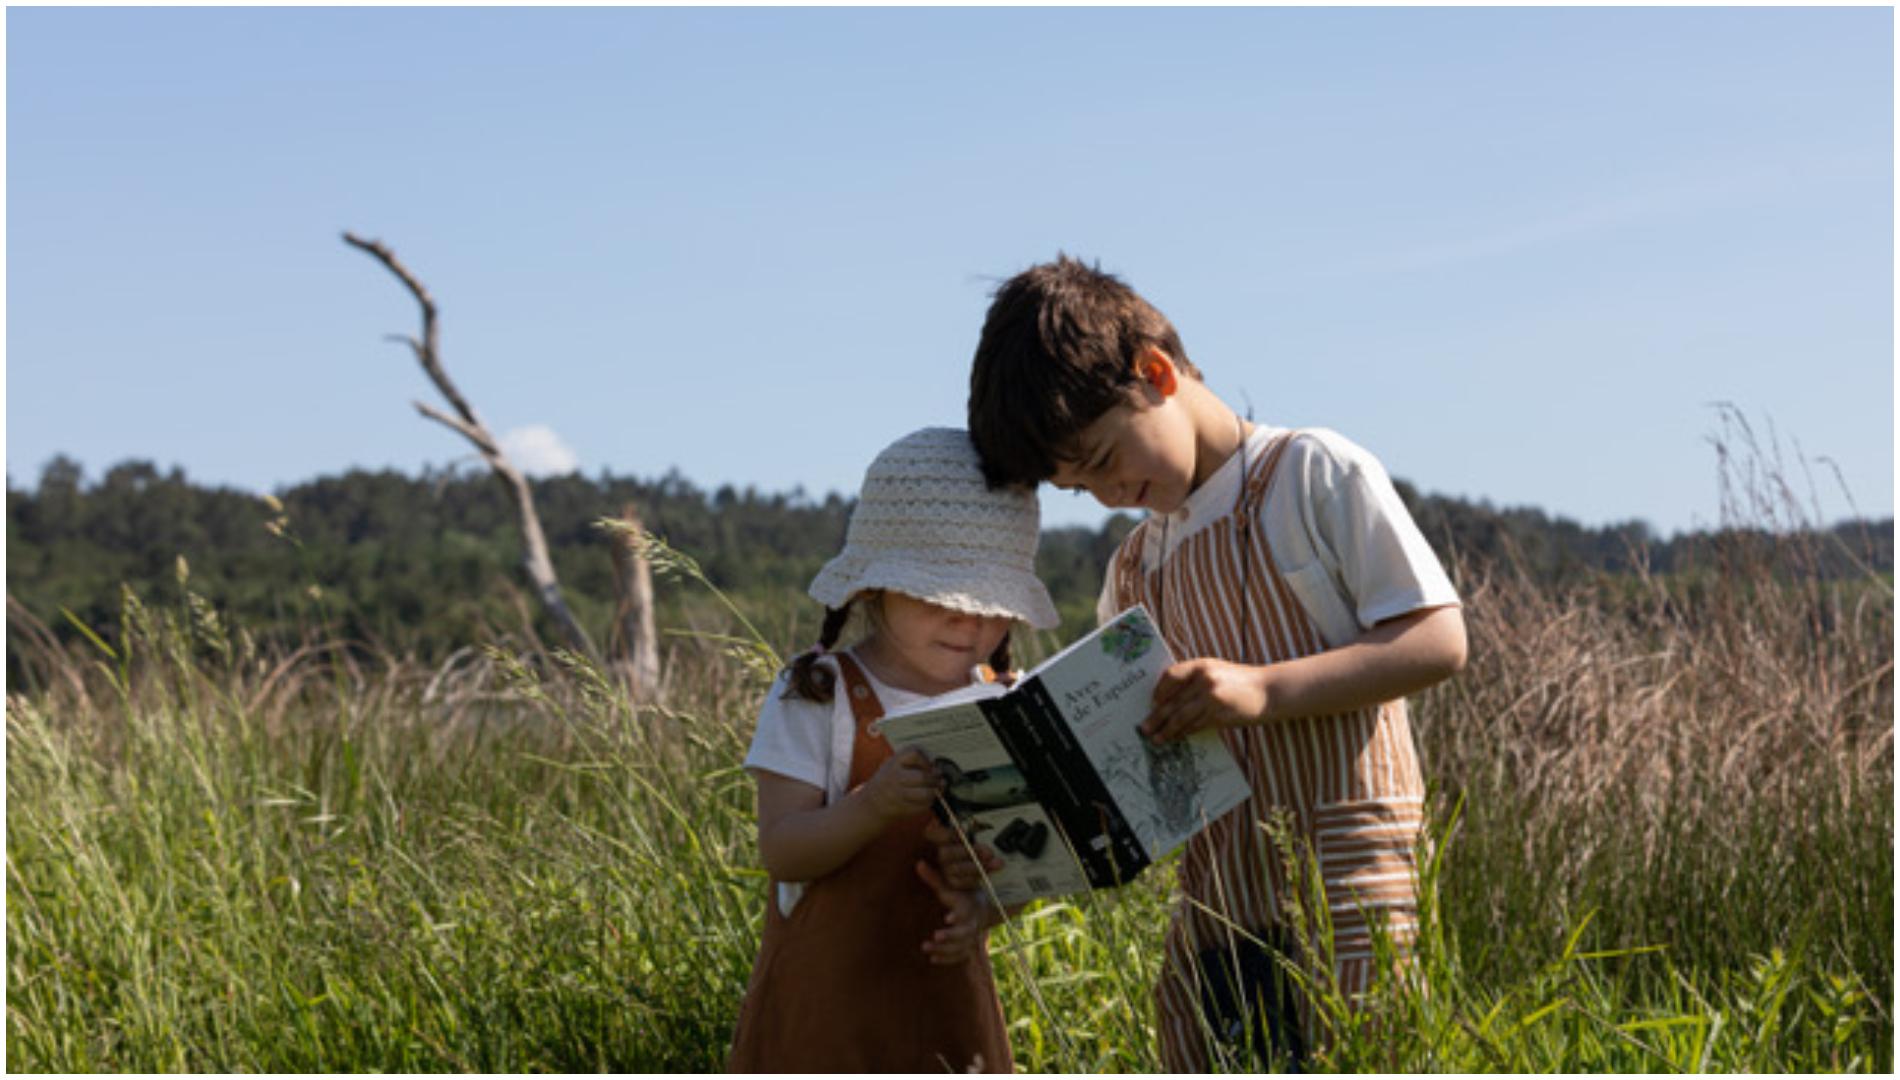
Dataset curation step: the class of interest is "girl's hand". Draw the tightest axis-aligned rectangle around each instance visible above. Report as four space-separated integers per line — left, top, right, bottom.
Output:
923 817 1004 891
914 861 995 966
1139 658 1271 743
860 748 940 822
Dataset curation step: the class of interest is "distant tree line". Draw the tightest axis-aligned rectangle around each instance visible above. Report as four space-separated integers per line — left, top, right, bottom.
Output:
1392 478 1891 586
8 454 1890 684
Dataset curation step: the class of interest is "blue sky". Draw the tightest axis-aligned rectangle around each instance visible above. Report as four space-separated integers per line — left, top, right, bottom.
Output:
7 7 1892 536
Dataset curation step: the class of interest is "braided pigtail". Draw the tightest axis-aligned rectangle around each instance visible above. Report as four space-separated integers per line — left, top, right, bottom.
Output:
784 603 854 703
987 629 1016 684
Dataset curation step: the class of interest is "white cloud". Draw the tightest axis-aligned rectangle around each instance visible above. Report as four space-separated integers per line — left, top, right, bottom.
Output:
499 425 580 477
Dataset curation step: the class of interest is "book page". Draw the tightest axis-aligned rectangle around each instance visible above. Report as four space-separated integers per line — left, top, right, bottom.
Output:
1031 606 1252 861
874 694 1090 905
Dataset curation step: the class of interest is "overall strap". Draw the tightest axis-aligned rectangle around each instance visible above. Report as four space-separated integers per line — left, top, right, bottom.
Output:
831 652 887 727
1112 521 1151 613
1237 429 1333 661
831 652 889 789
1237 429 1302 523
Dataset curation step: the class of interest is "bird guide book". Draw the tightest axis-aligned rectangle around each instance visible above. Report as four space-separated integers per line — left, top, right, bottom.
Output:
873 605 1251 906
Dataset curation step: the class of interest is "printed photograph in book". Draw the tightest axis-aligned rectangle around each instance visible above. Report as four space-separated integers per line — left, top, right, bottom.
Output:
872 688 1092 904
875 605 1252 905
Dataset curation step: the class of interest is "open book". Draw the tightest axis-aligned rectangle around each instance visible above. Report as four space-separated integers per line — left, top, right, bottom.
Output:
874 605 1252 906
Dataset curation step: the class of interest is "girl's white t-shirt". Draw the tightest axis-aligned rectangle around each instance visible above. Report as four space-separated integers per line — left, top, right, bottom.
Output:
1099 425 1459 648
744 649 928 916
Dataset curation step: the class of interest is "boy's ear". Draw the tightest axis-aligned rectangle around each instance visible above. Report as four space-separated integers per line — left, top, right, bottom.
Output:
1133 346 1179 398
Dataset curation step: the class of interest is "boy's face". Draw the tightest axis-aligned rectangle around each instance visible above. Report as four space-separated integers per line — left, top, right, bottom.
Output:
1048 357 1202 514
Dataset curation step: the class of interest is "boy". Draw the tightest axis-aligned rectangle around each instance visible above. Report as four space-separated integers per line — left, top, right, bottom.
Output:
943 256 1466 1069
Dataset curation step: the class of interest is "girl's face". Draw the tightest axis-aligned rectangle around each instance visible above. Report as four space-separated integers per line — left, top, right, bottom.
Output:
867 591 1012 696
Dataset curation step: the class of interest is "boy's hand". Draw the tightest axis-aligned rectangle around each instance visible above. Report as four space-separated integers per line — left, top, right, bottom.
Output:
1140 658 1270 743
861 748 941 822
923 817 1004 890
915 861 996 966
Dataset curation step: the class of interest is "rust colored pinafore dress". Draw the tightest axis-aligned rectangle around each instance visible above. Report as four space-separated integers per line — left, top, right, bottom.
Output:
727 654 1014 1073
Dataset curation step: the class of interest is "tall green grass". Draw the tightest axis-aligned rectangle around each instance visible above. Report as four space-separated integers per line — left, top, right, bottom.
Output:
8 518 1890 1071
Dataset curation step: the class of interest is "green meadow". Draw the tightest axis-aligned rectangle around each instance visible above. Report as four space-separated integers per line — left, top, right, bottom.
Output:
7 515 1892 1072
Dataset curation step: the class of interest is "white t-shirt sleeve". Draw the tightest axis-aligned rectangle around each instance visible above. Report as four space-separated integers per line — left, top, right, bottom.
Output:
1285 430 1460 631
743 668 832 792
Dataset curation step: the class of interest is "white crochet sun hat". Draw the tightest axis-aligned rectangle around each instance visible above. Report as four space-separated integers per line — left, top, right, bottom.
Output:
809 427 1059 630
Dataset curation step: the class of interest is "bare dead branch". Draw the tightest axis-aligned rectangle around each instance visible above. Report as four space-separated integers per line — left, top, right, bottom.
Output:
341 231 481 429
606 503 662 700
414 401 497 456
345 230 599 662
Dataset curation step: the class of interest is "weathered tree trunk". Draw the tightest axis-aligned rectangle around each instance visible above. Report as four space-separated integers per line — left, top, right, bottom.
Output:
342 231 598 661
606 503 662 699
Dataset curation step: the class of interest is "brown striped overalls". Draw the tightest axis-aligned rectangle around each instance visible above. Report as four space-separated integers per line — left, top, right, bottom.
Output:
1111 431 1427 1071
727 655 1013 1073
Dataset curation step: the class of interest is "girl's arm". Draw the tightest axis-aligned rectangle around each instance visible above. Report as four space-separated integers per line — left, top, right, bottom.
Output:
755 747 940 882
914 861 1027 965
1140 605 1467 743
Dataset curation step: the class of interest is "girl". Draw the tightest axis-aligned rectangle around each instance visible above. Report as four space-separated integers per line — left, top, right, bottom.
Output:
727 427 1059 1073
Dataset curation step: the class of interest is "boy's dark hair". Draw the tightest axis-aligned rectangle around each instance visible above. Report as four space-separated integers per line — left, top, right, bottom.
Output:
967 254 1199 488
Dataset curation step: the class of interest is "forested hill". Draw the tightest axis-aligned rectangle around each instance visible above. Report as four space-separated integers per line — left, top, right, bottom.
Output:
7 455 1891 668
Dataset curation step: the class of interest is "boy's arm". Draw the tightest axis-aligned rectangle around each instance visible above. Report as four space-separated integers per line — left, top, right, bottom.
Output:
1139 604 1466 743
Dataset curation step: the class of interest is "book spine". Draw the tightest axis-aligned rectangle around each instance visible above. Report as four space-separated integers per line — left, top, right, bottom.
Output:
986 681 1151 889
